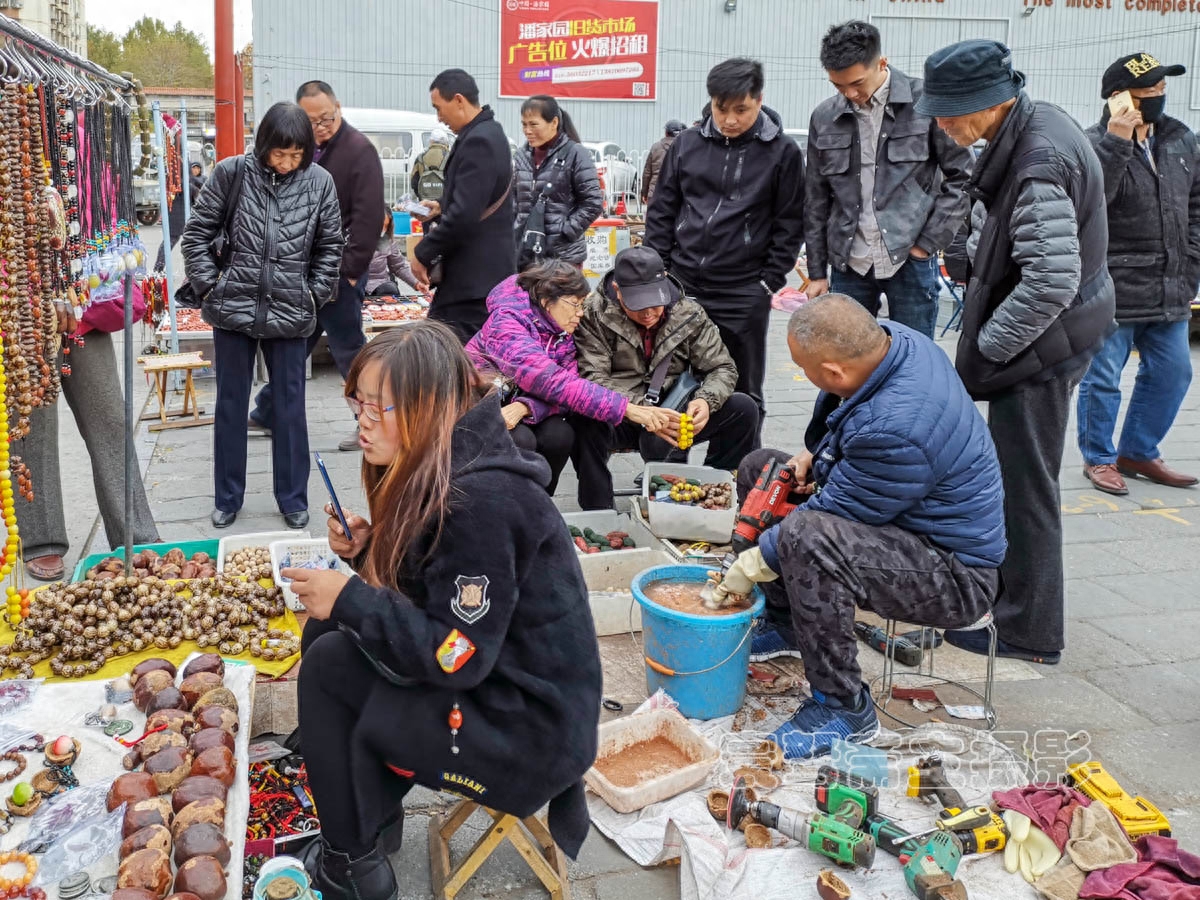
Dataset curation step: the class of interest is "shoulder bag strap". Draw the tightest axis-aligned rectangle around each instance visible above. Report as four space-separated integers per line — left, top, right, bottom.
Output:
644 354 673 406
480 158 516 221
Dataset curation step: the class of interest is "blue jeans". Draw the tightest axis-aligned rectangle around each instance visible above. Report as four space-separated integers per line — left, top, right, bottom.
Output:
1076 320 1192 465
830 255 941 339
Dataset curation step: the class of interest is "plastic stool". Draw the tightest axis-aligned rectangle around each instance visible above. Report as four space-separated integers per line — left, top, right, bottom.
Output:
428 800 570 900
875 611 997 729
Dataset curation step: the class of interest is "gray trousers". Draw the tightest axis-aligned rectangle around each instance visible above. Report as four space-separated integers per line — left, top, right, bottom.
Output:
987 363 1087 653
13 332 159 559
739 449 998 699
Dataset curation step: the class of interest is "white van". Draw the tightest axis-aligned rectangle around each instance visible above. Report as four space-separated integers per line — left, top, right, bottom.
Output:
341 108 446 205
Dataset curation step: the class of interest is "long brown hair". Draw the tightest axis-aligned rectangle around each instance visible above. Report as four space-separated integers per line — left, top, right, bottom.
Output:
344 321 488 588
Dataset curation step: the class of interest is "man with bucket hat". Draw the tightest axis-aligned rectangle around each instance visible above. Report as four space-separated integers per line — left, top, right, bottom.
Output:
572 246 759 510
1075 53 1200 498
916 40 1115 666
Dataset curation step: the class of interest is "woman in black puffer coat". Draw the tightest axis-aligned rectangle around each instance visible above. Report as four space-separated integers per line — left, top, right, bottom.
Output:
182 102 343 530
513 96 604 269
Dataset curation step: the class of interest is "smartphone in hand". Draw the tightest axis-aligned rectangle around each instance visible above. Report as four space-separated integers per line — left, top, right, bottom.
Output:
1108 90 1135 117
314 452 353 541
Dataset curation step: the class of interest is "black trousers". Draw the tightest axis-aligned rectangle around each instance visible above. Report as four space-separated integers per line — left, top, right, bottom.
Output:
572 393 759 510
511 416 573 495
686 282 772 447
428 300 488 346
299 628 413 857
252 276 367 424
213 328 309 515
743 451 997 699
988 364 1087 653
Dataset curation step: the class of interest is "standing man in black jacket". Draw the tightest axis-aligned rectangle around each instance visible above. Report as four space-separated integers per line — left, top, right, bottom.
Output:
644 58 805 438
251 81 385 452
918 41 1116 665
805 21 974 339
1077 54 1200 497
410 69 516 344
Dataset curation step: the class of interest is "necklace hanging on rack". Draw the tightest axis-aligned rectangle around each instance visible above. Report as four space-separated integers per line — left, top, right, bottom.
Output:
16 85 48 416
0 85 32 444
165 128 181 211
129 77 153 177
24 85 60 408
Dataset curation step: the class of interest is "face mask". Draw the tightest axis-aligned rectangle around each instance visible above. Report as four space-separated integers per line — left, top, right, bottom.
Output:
1137 95 1166 124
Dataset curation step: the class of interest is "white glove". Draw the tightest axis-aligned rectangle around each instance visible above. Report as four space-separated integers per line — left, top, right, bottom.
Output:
1003 810 1061 884
715 547 779 600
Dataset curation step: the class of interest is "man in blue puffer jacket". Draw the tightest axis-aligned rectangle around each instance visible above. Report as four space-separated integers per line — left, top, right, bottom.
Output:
711 295 1006 759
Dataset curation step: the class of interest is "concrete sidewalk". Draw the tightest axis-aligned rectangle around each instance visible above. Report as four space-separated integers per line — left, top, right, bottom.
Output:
56 294 1200 898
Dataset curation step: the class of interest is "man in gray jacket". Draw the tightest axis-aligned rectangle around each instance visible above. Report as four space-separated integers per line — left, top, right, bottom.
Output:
805 21 973 339
918 41 1115 665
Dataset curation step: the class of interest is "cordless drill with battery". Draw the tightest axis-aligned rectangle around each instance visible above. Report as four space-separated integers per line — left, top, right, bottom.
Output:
814 766 925 858
726 776 876 868
904 756 1008 855
702 459 807 607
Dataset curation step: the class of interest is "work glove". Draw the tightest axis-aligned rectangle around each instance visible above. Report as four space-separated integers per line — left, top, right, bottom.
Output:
714 547 779 602
1003 810 1061 884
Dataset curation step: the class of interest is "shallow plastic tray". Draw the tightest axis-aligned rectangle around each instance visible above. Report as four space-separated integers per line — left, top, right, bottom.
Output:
71 539 221 583
585 708 720 814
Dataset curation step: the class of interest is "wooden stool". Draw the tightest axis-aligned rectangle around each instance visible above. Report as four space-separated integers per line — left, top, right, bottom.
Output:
137 352 214 432
428 800 570 900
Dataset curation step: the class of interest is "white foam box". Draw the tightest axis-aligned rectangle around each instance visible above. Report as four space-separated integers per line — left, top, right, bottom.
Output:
563 504 670 636
642 463 736 543
585 708 721 814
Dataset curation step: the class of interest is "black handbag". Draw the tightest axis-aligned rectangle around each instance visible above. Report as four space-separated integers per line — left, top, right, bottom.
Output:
645 354 701 412
174 157 246 310
517 184 551 270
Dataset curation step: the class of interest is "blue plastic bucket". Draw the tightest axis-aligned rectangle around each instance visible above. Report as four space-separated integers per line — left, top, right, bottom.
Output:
632 564 764 720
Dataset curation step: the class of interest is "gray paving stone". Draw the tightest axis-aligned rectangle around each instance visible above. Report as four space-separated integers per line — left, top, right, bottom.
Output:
1059 620 1152 673
988 673 1156 734
1086 572 1200 611
1065 579 1150 620
568 830 647 880
1062 542 1148 578
1091 611 1200 662
1084 664 1200 726
594 867 681 900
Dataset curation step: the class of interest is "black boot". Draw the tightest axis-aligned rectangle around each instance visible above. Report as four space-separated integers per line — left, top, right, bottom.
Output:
298 837 398 900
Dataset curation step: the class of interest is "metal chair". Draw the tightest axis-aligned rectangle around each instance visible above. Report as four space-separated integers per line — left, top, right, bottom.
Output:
939 265 967 338
874 611 998 730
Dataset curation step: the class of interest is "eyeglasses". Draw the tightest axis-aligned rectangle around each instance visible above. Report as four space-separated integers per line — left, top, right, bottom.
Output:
347 396 394 422
308 112 338 130
556 296 586 311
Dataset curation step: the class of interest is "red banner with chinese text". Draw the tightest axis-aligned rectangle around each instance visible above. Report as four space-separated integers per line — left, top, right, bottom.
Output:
499 0 659 101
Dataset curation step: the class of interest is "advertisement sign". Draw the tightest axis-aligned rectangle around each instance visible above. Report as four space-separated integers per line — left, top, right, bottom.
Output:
499 0 659 101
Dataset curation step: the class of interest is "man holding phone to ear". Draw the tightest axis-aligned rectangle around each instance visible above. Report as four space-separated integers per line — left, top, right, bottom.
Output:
1077 53 1200 497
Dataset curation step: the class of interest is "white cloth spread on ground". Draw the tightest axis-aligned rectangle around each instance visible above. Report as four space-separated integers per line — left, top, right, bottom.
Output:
589 719 1040 900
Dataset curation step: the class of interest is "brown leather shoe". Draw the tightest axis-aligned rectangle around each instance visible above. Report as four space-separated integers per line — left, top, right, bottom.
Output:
26 555 65 581
1116 456 1199 488
1084 464 1128 495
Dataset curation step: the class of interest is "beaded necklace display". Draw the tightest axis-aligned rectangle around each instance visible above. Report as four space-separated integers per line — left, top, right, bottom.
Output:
0 85 34 445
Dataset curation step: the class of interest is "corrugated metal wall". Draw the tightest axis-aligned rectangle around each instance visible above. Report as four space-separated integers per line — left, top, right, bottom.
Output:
253 0 1200 159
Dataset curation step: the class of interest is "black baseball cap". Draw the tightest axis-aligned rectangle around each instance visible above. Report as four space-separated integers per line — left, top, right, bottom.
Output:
914 39 1026 118
665 119 685 135
1101 53 1185 98
607 247 680 310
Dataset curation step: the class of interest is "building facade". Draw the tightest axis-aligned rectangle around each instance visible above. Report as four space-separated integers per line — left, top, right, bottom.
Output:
252 0 1200 161
144 87 255 149
0 0 85 57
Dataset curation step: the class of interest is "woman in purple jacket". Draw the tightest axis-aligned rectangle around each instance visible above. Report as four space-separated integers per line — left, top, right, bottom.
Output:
466 261 671 493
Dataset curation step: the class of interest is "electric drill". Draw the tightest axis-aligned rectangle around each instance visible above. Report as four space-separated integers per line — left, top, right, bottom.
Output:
727 777 875 868
904 831 968 900
906 756 1008 855
814 766 925 857
702 460 806 607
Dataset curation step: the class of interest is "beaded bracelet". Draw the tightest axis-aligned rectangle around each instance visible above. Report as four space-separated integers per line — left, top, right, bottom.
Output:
0 754 25 784
0 849 39 892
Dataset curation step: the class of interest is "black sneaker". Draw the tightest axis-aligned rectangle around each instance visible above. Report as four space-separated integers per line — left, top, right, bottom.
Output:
297 837 398 900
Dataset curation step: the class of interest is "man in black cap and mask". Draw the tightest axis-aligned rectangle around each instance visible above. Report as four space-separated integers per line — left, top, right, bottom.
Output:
1076 54 1200 497
915 40 1116 665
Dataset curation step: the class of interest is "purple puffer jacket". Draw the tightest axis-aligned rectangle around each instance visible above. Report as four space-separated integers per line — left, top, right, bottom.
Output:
466 275 628 426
